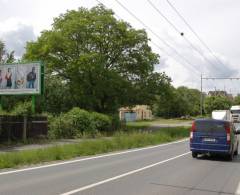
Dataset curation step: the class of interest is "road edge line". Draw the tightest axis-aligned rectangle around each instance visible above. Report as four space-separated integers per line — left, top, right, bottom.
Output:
0 138 188 176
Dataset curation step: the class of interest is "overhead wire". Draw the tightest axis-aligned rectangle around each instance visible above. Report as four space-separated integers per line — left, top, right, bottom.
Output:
146 0 223 72
95 0 201 77
165 0 227 68
113 0 202 77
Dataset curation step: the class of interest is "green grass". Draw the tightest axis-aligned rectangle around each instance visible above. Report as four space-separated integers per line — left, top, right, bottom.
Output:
126 120 153 129
126 118 193 129
0 127 189 169
152 118 192 124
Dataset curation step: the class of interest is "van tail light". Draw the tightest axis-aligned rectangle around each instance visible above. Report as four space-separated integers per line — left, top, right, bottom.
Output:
190 121 196 142
225 124 231 144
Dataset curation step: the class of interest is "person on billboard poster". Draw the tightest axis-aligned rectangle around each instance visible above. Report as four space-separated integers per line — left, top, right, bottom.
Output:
26 67 36 88
16 66 25 89
5 68 12 88
0 69 3 89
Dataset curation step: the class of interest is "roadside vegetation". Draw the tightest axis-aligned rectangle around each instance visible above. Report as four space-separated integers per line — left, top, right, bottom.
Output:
0 4 238 168
127 118 193 129
0 127 189 169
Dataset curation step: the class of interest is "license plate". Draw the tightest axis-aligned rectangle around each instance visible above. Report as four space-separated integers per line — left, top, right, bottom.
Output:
203 138 216 142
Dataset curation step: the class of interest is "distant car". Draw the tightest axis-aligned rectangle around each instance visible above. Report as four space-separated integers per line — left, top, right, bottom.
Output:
190 119 240 160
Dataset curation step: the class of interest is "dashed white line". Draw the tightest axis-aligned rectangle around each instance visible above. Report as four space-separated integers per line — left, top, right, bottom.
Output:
60 152 191 195
236 181 240 195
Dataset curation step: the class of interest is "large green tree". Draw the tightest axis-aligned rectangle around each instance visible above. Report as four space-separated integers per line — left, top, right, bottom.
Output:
154 86 201 118
234 95 240 105
204 96 232 114
24 5 170 113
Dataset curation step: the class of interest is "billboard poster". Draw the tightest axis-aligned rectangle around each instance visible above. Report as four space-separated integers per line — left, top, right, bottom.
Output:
0 62 41 95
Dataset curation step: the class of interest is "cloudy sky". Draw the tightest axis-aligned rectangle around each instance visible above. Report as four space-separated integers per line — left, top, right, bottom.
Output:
0 0 239 94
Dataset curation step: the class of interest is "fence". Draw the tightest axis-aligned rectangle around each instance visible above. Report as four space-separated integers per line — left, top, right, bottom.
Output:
0 115 48 141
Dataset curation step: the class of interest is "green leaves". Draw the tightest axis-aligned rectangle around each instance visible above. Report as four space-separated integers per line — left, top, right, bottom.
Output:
0 40 15 64
204 96 232 114
24 5 167 114
154 86 201 118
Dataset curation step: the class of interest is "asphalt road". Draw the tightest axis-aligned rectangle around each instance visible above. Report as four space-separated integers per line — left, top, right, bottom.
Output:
0 139 240 195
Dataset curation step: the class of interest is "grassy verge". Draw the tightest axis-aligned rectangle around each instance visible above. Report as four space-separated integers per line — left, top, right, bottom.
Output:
152 118 192 124
0 127 189 169
126 120 153 129
126 118 192 129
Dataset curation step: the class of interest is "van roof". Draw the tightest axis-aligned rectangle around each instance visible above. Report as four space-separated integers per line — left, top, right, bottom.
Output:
231 105 240 110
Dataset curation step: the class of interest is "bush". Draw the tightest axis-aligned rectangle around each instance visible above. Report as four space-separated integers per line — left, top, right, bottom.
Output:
11 101 32 116
91 112 111 132
48 107 113 139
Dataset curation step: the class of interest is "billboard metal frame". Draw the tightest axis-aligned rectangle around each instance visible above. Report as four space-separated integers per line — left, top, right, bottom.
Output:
0 61 44 113
0 61 44 95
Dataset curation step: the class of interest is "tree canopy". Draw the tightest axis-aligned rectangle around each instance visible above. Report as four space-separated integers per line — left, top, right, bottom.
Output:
0 40 15 64
154 86 201 118
204 96 232 114
24 5 171 113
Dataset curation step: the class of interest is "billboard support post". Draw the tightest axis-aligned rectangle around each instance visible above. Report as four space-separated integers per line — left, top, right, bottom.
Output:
0 96 2 110
32 95 36 114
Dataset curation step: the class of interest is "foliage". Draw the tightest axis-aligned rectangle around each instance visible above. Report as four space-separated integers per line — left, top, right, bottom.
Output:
234 95 240 105
91 112 111 132
11 101 32 116
37 75 75 114
204 96 232 114
0 40 15 64
0 126 189 169
48 107 112 139
110 114 124 131
24 5 170 114
154 86 201 118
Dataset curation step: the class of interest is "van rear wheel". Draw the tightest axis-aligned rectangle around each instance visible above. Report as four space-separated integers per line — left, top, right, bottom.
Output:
192 152 198 158
227 151 234 161
234 144 238 156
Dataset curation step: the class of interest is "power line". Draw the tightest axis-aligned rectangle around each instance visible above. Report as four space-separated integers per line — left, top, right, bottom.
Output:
165 0 227 68
202 77 240 80
146 0 222 71
96 0 201 77
113 0 201 76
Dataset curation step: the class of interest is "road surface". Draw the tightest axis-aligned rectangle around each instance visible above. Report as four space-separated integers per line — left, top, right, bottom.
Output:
0 139 239 195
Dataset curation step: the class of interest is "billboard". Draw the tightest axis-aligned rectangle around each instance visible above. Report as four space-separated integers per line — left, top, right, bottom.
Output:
0 62 42 95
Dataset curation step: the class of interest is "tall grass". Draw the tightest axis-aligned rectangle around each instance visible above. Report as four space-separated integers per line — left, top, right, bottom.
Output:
0 127 189 169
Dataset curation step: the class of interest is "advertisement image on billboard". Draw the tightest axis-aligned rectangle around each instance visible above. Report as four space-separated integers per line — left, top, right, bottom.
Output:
0 62 42 95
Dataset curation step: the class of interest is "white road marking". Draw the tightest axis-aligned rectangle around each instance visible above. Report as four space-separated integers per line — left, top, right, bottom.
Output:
236 181 240 194
0 138 188 176
60 152 191 195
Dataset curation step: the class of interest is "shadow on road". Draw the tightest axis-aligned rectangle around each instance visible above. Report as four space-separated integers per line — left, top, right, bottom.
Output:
195 153 240 163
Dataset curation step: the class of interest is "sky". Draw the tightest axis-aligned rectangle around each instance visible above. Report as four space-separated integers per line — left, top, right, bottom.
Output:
0 0 239 94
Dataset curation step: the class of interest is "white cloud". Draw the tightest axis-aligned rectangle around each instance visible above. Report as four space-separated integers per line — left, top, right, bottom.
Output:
0 23 36 58
0 0 239 94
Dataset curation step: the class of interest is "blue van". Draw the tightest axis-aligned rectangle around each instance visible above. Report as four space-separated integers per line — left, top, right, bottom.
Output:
190 119 240 160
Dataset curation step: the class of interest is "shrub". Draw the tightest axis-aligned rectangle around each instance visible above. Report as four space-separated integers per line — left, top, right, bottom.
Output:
91 112 111 132
11 101 32 116
49 107 113 139
48 113 74 139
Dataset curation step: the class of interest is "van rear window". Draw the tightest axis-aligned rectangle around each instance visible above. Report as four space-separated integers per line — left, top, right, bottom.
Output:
195 120 226 132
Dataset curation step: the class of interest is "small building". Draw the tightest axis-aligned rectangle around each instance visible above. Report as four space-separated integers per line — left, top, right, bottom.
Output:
208 90 233 100
119 105 153 122
208 90 228 97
